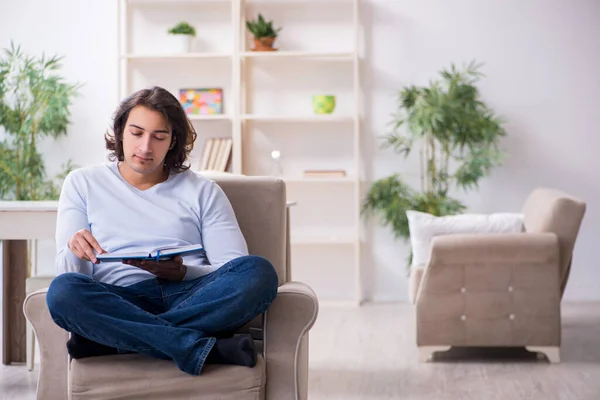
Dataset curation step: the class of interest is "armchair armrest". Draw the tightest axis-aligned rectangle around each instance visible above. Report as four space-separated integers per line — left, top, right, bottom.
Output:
23 288 69 400
419 232 561 299
265 282 319 400
429 232 560 265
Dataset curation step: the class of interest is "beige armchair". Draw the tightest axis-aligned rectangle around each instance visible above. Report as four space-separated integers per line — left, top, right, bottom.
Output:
414 188 586 363
24 176 319 400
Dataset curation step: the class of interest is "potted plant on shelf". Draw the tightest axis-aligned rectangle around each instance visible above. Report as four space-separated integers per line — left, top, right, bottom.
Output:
246 14 282 51
361 61 506 270
167 21 196 53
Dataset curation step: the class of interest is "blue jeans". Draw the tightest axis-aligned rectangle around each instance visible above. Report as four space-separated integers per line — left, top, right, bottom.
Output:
46 255 278 376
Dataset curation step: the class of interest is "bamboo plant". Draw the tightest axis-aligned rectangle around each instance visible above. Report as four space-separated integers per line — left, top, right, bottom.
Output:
0 42 79 201
362 61 506 267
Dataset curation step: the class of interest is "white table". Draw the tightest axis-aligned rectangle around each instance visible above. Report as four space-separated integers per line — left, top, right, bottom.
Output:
0 201 58 365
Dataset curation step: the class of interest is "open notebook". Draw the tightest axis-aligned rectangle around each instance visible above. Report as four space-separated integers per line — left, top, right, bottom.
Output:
96 244 205 262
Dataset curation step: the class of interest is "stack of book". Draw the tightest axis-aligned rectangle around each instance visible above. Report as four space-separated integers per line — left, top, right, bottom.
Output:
200 137 233 172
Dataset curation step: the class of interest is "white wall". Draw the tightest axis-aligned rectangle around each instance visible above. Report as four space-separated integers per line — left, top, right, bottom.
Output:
1 0 598 301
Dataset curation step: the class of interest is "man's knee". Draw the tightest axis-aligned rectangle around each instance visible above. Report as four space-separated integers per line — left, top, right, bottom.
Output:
242 255 277 280
46 272 91 316
239 255 278 299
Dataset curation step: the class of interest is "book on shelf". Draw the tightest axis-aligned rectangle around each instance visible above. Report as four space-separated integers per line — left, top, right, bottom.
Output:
200 137 233 172
97 244 205 262
303 169 347 178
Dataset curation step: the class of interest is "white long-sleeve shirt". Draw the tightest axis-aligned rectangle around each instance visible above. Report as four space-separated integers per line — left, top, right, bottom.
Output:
55 162 249 286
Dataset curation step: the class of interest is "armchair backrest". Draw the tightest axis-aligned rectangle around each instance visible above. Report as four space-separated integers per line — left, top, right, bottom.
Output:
522 188 586 294
213 176 287 286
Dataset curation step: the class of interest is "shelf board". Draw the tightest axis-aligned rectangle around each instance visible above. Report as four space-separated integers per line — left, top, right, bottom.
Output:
283 177 356 184
127 0 231 4
188 114 231 121
242 115 354 123
241 51 355 60
122 53 231 60
246 0 352 5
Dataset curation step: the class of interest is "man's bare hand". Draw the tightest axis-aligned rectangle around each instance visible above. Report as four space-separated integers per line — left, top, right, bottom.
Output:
124 256 186 281
68 229 106 264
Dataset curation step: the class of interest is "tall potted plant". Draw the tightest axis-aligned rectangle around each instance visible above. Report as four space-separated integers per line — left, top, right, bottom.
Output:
0 42 80 275
362 61 506 268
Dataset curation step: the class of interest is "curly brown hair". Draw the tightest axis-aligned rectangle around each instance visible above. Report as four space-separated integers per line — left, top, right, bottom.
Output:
105 86 197 174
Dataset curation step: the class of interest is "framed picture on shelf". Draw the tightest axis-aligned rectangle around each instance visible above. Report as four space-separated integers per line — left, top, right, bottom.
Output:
179 88 223 115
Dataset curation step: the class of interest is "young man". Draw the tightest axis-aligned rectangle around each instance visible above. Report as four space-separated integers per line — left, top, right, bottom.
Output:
46 86 278 376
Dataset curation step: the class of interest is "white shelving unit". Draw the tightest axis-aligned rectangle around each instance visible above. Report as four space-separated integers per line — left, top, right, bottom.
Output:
117 0 363 304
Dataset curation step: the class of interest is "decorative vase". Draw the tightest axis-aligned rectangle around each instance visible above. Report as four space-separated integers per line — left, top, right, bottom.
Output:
253 37 277 51
167 34 193 53
312 95 336 114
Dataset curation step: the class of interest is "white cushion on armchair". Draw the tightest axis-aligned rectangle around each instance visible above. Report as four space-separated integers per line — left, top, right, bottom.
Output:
406 210 524 267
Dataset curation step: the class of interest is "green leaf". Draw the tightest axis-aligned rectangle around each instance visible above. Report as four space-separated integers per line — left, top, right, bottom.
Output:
361 175 415 240
381 132 413 157
246 14 282 38
167 21 196 36
454 145 504 191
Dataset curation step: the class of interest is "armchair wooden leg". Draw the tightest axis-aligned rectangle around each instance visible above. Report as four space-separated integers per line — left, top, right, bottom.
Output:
526 346 560 363
418 346 451 362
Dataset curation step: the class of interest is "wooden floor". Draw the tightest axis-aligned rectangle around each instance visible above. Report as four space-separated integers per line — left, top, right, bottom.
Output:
308 302 600 400
2 302 600 399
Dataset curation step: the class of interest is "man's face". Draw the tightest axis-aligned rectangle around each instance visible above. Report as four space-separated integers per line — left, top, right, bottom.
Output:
122 105 174 176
